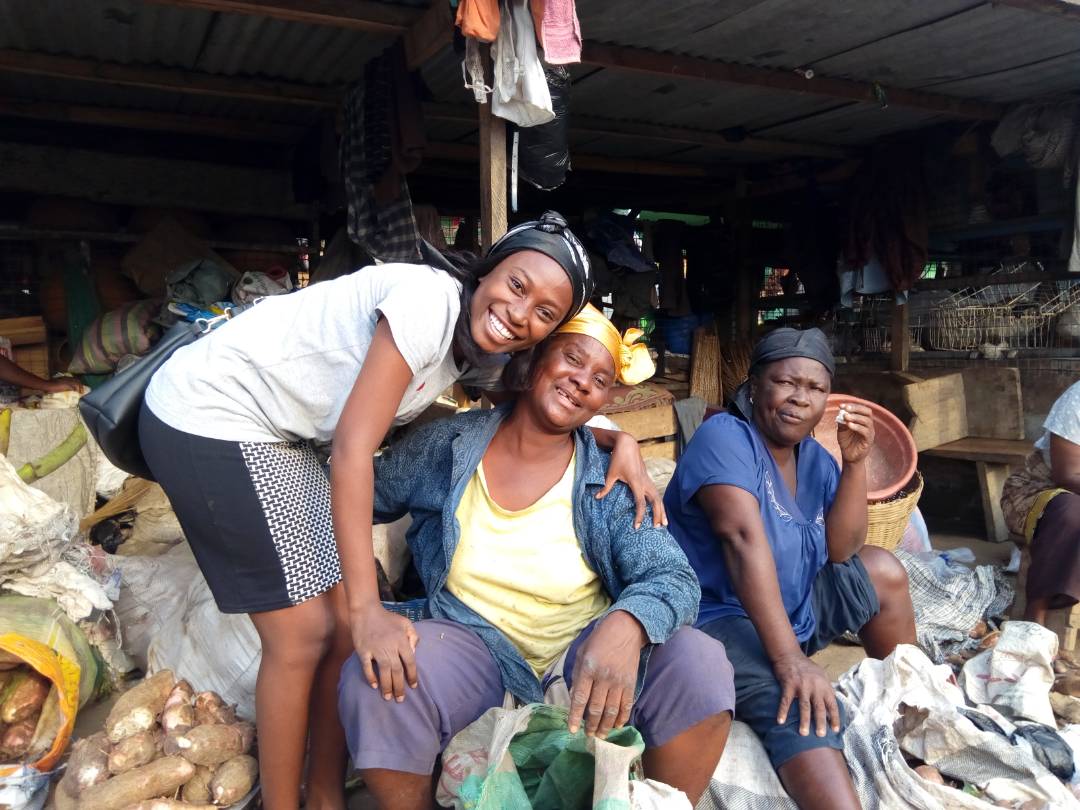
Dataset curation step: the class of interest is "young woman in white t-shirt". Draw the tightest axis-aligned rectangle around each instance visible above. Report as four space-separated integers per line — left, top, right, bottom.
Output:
138 212 666 809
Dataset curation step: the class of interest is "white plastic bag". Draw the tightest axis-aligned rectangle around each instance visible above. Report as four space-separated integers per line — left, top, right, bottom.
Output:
146 573 261 720
961 621 1058 726
0 766 50 810
111 544 202 669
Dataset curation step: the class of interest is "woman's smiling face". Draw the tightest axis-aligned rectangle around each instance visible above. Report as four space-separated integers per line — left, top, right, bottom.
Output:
522 333 615 432
468 250 573 354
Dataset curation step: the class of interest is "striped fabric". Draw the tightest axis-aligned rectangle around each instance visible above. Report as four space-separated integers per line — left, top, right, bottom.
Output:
69 300 161 374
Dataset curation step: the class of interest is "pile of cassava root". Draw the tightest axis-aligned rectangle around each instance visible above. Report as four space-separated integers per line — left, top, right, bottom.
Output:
0 663 53 762
53 670 258 810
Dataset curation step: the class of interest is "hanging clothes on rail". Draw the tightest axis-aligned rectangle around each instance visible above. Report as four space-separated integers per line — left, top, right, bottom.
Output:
456 0 500 42
491 0 554 127
529 0 582 65
340 43 425 262
844 145 928 294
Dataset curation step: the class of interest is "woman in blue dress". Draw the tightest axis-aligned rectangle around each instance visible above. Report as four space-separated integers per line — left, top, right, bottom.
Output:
663 327 916 810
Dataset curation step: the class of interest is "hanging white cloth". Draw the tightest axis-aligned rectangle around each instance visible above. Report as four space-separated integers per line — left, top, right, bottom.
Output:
491 0 554 127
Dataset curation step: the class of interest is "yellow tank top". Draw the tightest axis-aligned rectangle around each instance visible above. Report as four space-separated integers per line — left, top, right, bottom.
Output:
447 455 611 677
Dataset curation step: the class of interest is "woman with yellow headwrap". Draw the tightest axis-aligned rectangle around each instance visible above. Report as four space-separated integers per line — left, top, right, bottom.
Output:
339 307 734 809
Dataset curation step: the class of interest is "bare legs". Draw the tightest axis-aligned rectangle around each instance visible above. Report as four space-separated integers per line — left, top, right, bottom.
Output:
856 545 917 658
362 770 435 810
777 547 915 810
642 712 731 806
249 584 352 810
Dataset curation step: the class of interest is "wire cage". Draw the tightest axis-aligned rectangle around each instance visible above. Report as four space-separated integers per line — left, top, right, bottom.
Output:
832 296 925 357
926 262 1080 351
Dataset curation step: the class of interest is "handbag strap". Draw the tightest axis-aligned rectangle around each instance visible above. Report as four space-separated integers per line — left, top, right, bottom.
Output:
192 297 262 336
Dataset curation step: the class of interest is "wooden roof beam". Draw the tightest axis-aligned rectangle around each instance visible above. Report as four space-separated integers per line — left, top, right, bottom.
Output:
0 97 307 142
0 49 339 107
426 141 730 177
137 0 420 34
580 42 1003 121
424 103 854 159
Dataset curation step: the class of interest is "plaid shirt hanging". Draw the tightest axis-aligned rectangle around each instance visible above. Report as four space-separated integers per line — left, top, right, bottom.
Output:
340 82 421 263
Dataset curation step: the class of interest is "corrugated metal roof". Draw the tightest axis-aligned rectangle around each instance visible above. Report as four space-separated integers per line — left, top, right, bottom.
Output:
812 3 1077 95
0 0 1077 168
577 0 984 72
0 0 394 85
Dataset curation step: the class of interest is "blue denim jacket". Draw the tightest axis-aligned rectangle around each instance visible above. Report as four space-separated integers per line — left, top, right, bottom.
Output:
372 405 701 703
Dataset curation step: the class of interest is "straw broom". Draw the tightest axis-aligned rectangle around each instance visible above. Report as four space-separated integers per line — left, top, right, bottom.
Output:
80 478 154 534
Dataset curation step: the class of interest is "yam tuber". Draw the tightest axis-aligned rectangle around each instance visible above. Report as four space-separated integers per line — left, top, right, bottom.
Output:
193 692 236 726
107 729 158 774
105 670 175 743
210 754 258 806
182 765 215 804
914 764 945 785
78 756 195 810
161 681 196 735
1 669 50 723
1054 674 1080 698
0 713 38 759
125 801 217 810
167 723 253 767
58 732 110 796
50 782 80 810
1051 692 1080 725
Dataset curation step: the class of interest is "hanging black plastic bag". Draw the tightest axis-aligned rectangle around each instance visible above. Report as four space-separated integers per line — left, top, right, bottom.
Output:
518 65 571 190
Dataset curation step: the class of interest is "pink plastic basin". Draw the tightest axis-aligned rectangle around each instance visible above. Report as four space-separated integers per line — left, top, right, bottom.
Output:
813 394 918 502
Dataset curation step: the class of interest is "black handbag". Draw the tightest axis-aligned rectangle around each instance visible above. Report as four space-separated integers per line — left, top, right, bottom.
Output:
79 305 254 481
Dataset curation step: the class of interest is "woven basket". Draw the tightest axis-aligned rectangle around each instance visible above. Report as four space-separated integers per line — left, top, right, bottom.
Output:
865 472 923 551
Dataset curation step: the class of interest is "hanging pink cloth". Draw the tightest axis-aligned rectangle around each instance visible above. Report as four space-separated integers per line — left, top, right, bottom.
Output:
530 0 581 65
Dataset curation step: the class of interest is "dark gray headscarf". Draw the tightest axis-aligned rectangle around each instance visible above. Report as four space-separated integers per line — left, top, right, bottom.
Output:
731 327 835 421
486 211 593 325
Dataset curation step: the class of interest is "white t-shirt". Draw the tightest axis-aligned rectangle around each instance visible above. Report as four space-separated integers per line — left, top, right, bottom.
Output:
145 263 502 443
1035 379 1080 465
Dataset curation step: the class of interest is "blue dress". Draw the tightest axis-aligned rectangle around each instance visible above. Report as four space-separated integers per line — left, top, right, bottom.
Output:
663 412 840 642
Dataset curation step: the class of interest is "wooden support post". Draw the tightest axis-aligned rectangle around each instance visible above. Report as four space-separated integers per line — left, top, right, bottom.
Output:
891 301 910 373
736 263 754 342
975 461 1012 542
308 216 321 278
478 52 507 250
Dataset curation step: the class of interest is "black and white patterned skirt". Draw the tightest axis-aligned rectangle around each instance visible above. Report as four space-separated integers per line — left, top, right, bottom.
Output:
139 404 342 613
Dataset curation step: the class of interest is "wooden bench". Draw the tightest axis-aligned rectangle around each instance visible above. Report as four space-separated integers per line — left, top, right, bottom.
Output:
836 367 1027 542
602 384 678 461
924 437 1032 542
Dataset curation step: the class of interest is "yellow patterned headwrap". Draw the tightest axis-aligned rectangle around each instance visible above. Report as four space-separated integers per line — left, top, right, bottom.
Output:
555 304 655 385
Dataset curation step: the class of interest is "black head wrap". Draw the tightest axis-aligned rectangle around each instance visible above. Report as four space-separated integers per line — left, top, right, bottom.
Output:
486 211 593 324
732 327 835 421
